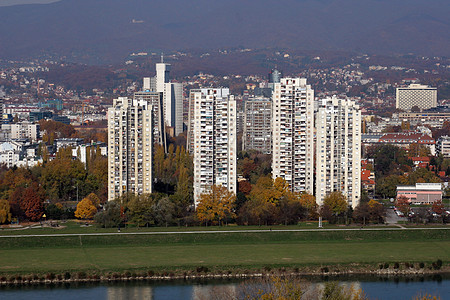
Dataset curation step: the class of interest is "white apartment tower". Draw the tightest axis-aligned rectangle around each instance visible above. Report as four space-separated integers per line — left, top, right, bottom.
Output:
191 88 237 205
143 58 184 137
316 97 361 209
396 84 437 111
243 97 272 154
107 97 153 201
272 78 314 193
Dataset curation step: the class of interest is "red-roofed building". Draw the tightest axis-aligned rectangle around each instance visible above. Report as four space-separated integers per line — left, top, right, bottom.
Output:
378 132 435 155
408 157 430 169
361 159 375 196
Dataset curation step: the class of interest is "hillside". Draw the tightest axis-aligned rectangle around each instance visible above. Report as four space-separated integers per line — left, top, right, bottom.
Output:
0 0 448 64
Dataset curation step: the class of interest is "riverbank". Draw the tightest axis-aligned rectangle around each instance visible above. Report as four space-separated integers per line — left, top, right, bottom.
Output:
0 264 449 287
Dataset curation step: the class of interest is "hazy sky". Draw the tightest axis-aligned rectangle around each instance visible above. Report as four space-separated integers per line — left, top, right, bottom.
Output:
0 0 59 6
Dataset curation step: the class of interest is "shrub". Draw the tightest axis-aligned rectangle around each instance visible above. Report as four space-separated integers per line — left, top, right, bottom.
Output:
64 272 71 280
394 262 400 269
77 271 86 279
46 273 56 280
147 270 154 277
321 267 329 273
196 266 209 273
124 271 131 278
436 259 443 268
384 263 389 269
419 262 425 268
379 264 384 269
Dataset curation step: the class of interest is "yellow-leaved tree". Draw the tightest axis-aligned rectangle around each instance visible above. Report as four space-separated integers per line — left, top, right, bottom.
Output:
75 198 97 220
196 185 236 226
0 199 12 224
299 192 318 219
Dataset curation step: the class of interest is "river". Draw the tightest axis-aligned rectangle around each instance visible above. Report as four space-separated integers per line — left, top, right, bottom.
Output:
0 275 448 300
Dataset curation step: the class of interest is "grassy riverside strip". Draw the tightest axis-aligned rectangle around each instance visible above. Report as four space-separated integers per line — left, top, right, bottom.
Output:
0 229 449 276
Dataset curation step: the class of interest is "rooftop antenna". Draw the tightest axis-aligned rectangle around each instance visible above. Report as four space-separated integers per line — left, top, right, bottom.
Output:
161 52 164 63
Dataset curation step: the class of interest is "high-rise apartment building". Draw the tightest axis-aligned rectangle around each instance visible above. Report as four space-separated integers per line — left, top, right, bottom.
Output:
143 59 183 138
272 78 314 194
187 88 229 154
134 89 166 149
243 97 272 154
396 84 437 111
107 97 153 201
316 97 361 208
191 88 237 205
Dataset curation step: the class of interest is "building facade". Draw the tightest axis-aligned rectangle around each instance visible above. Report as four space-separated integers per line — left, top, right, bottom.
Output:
437 135 450 158
191 88 237 206
134 89 166 149
396 84 437 111
397 183 442 205
315 97 362 208
143 59 183 138
187 88 230 154
272 78 314 194
107 97 153 201
243 97 272 154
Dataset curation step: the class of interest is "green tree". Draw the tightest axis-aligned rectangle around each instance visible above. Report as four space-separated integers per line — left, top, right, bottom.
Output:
152 197 175 227
94 201 122 228
125 194 156 227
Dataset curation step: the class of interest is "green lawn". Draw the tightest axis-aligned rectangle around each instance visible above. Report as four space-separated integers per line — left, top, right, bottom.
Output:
0 229 448 275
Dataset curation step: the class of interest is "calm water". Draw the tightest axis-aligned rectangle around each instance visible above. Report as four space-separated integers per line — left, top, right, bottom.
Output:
0 275 448 300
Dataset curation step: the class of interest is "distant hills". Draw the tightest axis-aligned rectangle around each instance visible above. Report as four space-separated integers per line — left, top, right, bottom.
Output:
0 0 448 64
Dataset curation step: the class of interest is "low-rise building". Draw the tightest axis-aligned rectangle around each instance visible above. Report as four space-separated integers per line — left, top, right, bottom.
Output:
396 183 442 205
437 136 450 157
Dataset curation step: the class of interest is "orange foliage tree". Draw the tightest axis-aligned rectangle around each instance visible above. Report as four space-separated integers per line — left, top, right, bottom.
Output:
75 198 97 220
196 185 236 226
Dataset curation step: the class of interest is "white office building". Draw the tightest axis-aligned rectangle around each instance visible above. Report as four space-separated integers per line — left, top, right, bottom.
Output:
315 97 362 209
272 78 314 194
191 88 237 206
396 84 437 111
107 97 153 201
143 58 184 137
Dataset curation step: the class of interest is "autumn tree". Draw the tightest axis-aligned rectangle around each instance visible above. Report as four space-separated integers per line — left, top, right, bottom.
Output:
75 198 97 220
84 193 101 208
396 195 411 217
299 192 318 219
196 185 236 226
0 199 12 224
353 203 371 225
21 184 44 221
323 192 348 215
432 200 444 216
368 199 385 223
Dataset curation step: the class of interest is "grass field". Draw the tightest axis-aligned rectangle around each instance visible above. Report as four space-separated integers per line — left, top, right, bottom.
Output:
0 228 449 275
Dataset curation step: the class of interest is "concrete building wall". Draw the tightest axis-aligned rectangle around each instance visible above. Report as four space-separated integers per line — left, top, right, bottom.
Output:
272 78 314 194
107 97 153 201
192 88 236 206
316 97 361 209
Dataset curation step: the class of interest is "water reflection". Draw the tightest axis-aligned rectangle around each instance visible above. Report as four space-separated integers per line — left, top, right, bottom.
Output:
0 275 448 300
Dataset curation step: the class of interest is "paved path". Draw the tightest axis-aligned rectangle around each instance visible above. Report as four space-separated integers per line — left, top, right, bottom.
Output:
0 226 448 238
